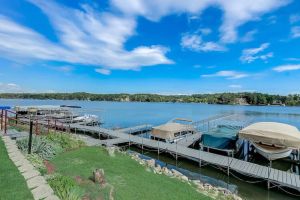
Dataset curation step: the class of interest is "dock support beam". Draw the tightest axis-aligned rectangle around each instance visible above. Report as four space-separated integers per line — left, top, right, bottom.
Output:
4 110 7 135
0 109 3 131
157 141 160 160
142 136 144 155
227 155 230 176
199 148 202 168
176 142 178 167
267 160 272 189
129 132 131 149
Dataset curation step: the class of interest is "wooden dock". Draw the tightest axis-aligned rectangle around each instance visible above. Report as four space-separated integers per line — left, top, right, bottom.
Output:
12 117 300 192
69 123 300 192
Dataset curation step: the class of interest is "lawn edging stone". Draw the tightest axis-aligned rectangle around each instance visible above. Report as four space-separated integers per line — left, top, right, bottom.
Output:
1 135 60 200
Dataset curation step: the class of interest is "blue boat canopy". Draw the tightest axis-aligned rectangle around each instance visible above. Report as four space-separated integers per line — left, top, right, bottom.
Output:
0 106 11 110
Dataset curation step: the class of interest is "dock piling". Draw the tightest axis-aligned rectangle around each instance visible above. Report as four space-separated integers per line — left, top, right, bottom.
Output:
158 140 160 160
227 155 230 176
176 142 178 167
142 136 144 155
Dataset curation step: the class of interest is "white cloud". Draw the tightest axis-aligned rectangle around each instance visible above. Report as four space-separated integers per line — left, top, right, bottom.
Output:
0 83 22 93
285 57 300 61
267 15 277 24
198 28 212 35
273 64 300 72
290 14 300 24
0 0 173 72
95 68 111 75
55 66 73 73
111 0 290 43
240 30 258 42
181 33 226 52
193 64 201 68
240 43 273 63
291 26 300 38
202 70 249 79
229 84 242 88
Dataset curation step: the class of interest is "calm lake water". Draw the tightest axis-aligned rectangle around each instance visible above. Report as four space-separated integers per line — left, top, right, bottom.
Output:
1 99 300 200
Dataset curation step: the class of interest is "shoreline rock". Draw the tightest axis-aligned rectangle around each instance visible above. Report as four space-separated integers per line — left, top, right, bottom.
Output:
125 150 243 200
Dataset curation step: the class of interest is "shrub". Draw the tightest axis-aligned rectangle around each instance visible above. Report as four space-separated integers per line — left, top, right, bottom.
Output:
48 174 84 200
17 136 63 160
46 132 85 150
26 153 47 175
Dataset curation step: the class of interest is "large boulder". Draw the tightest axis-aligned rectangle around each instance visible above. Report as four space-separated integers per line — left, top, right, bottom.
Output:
93 169 106 187
146 159 155 168
171 169 183 177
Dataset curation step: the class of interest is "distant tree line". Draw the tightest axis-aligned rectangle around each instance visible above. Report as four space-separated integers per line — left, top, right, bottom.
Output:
0 92 299 106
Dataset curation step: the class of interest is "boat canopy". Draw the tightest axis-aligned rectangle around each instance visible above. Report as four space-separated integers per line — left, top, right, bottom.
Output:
15 105 66 112
0 106 11 110
239 122 300 149
152 122 194 140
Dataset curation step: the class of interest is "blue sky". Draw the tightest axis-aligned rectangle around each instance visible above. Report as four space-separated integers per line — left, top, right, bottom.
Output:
0 0 300 94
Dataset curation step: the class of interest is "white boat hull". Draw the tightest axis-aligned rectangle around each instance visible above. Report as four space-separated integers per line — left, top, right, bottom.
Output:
252 142 292 161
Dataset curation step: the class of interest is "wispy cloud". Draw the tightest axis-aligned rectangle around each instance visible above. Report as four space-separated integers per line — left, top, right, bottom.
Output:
267 15 277 24
0 0 173 72
112 0 289 43
229 84 242 88
240 43 273 63
193 64 201 68
0 83 23 93
54 66 74 73
285 57 300 61
291 26 300 38
181 33 226 52
290 14 300 24
273 64 300 72
202 70 249 79
95 68 111 75
240 30 258 42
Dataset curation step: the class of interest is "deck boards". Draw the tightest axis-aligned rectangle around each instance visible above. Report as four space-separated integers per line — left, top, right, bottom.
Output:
53 122 300 191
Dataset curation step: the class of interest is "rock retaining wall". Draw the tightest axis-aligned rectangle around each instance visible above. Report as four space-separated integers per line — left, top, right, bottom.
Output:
127 150 243 200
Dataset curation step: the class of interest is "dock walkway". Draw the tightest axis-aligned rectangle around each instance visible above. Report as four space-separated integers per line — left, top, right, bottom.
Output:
69 123 300 191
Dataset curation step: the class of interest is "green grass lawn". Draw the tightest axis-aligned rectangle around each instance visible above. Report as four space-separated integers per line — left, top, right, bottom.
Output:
0 138 33 200
51 147 212 200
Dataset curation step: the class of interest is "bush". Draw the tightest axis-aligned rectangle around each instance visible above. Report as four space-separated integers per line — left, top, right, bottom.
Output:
46 132 85 150
26 154 47 175
17 132 85 160
17 136 63 160
48 174 84 200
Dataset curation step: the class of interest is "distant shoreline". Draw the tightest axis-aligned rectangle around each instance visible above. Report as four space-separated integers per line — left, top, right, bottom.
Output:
0 92 299 106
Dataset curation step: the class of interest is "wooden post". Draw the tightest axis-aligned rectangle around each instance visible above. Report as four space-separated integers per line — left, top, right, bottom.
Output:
35 119 38 135
0 109 3 130
4 110 7 135
227 155 230 176
176 142 178 167
47 120 50 134
129 130 131 149
54 120 57 131
267 163 270 189
28 121 33 154
199 145 202 167
142 135 144 155
158 140 160 160
15 113 18 125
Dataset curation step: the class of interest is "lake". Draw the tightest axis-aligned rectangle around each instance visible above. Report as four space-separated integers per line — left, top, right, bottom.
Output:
1 99 300 199
1 99 300 129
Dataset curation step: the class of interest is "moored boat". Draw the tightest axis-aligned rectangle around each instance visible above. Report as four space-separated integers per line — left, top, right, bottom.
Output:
239 122 300 161
251 142 292 161
151 118 196 143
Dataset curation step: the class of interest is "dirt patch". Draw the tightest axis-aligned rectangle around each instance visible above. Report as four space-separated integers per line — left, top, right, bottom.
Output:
44 160 55 174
